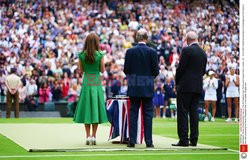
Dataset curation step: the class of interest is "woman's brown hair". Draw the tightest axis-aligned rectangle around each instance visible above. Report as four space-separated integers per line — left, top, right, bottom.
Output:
83 33 100 64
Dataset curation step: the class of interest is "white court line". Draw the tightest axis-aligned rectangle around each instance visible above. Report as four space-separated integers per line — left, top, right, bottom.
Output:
0 152 238 159
227 149 240 153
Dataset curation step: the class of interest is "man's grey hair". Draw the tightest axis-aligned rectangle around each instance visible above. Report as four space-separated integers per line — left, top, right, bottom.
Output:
186 31 198 40
136 28 148 42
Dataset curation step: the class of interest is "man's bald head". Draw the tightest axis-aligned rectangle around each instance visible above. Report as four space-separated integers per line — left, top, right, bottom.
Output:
186 31 198 45
136 28 148 42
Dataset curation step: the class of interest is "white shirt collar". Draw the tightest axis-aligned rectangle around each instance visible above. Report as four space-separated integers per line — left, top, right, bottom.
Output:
138 41 146 45
189 42 199 46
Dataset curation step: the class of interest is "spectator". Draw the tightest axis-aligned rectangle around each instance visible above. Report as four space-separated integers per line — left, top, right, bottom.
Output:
71 72 81 86
68 84 78 102
76 78 82 96
111 74 121 97
0 54 6 67
25 78 38 111
53 62 63 76
0 71 5 98
159 65 168 82
39 82 50 103
46 63 54 77
51 80 62 101
153 79 164 118
163 78 174 118
24 62 33 77
119 78 128 95
7 52 17 66
26 79 38 97
18 82 27 103
61 72 70 99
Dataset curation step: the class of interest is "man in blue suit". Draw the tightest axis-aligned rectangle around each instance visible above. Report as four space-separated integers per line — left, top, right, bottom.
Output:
124 29 159 148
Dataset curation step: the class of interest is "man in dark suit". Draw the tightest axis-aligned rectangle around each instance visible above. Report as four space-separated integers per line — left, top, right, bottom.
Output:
172 31 207 147
124 29 159 148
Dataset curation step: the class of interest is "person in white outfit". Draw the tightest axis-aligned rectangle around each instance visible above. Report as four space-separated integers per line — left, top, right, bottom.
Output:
18 82 27 103
203 70 218 122
225 67 239 122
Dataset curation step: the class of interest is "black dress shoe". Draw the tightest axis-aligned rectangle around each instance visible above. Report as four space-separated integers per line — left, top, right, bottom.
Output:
172 141 188 147
146 144 154 148
127 143 135 148
189 142 197 146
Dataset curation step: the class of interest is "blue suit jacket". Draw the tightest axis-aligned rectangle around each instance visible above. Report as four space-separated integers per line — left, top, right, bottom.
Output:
124 43 159 97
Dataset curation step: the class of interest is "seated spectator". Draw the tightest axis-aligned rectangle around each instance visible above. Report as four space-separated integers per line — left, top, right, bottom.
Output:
61 72 70 99
0 54 6 67
52 80 62 101
53 62 63 76
111 74 121 97
39 82 50 103
0 71 5 98
76 78 82 96
71 72 81 86
25 79 38 111
27 79 38 97
68 84 78 102
7 52 17 66
24 62 33 77
119 78 128 95
18 82 27 103
46 63 54 77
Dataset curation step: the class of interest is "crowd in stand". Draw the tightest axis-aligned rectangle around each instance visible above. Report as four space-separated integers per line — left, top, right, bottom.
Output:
0 0 239 119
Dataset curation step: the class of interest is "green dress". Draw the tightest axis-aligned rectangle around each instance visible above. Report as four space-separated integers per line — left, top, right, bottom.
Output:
73 51 108 124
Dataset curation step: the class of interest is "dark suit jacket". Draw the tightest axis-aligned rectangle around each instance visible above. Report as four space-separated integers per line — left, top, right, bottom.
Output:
124 43 159 97
175 43 207 93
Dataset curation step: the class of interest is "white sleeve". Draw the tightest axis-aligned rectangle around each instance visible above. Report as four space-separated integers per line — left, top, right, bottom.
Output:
203 79 208 90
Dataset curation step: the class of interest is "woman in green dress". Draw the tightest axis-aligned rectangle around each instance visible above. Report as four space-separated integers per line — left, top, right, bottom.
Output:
73 33 108 145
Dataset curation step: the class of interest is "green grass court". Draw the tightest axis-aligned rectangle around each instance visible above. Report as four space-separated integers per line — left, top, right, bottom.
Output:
0 118 239 160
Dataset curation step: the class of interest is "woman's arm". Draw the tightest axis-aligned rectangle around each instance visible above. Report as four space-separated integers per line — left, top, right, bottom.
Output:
78 59 84 73
234 75 239 87
100 57 105 73
225 76 229 87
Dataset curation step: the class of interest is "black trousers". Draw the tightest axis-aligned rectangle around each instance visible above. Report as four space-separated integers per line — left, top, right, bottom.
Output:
177 92 200 144
216 96 222 117
129 97 153 145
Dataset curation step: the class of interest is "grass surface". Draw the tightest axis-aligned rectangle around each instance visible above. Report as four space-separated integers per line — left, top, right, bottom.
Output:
0 118 239 160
